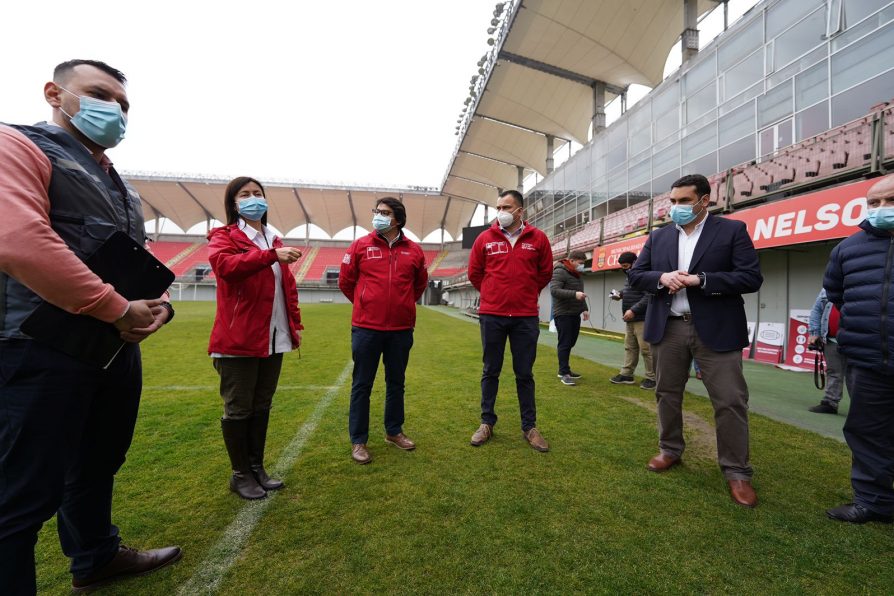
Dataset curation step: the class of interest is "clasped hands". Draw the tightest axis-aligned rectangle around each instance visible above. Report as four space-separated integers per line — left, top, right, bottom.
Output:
659 270 701 295
114 298 169 343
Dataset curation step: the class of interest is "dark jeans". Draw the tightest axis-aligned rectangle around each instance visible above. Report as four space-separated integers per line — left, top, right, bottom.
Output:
479 315 539 431
349 327 414 444
213 354 284 419
843 364 894 516
554 314 581 375
0 339 142 594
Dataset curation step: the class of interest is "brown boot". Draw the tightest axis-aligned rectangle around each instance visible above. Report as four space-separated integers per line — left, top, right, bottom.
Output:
728 479 758 508
385 433 416 450
524 427 550 452
647 452 681 472
221 418 266 500
470 423 493 446
248 411 284 490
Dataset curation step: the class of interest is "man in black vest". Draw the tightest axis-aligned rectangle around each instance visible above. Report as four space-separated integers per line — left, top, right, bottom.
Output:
0 60 181 594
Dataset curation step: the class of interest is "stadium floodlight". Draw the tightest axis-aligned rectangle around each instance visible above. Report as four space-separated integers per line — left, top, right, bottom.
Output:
487 37 495 46
490 18 499 26
478 67 486 75
487 27 496 34
464 97 472 105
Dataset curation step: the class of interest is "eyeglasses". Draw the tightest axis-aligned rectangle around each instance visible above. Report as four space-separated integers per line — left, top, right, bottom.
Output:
372 209 393 216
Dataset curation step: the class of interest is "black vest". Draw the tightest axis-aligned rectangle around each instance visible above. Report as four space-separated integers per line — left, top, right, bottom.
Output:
0 123 145 338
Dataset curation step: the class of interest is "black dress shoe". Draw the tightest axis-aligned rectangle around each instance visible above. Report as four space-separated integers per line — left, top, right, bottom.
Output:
826 503 893 524
72 544 183 591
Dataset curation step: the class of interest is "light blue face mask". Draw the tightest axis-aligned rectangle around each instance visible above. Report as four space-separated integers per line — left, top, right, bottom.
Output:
60 87 127 148
372 213 393 232
238 197 267 221
670 201 704 226
867 206 894 230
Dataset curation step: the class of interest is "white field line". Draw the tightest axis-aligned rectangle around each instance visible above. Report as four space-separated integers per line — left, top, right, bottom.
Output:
177 361 352 595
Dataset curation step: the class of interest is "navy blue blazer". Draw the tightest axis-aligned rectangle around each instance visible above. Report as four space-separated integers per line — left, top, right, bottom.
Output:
627 214 762 352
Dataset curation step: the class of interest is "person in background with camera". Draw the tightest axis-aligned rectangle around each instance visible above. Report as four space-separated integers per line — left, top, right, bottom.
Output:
550 251 589 386
806 288 846 414
208 176 304 500
609 251 655 390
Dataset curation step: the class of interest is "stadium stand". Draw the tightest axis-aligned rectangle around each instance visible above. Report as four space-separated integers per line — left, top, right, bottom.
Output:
301 247 347 283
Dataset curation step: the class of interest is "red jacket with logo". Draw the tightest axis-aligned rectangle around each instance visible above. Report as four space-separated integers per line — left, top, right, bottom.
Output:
338 231 429 331
468 222 553 317
207 224 303 356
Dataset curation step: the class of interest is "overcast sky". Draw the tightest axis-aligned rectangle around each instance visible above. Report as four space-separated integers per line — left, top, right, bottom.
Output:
1 0 501 189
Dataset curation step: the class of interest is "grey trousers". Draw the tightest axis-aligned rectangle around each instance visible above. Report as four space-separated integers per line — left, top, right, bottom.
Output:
213 354 284 420
821 340 847 406
652 318 753 480
620 320 655 380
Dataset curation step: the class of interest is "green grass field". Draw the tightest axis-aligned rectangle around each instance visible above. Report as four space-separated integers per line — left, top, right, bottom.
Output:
34 303 892 594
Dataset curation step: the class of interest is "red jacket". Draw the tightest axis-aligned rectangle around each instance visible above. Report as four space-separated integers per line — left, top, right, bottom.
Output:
207 224 303 356
338 231 428 331
468 222 553 317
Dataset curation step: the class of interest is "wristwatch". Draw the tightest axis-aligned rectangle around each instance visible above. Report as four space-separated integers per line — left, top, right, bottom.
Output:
697 272 706 288
160 301 175 324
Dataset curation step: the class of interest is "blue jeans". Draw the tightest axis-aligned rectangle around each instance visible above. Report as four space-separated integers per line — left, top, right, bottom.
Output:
844 364 894 516
0 339 142 593
349 327 414 444
479 315 539 431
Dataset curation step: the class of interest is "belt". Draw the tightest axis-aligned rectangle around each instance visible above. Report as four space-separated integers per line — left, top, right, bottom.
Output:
668 313 692 322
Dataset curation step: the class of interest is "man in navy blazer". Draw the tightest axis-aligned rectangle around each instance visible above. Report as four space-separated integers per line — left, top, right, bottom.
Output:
628 174 763 508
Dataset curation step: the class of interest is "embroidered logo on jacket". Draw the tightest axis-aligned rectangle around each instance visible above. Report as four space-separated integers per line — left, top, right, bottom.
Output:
485 241 509 255
520 242 537 251
342 253 351 264
366 246 383 259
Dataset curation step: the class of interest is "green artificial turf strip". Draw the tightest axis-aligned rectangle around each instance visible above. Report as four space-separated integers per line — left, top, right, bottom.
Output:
34 303 891 594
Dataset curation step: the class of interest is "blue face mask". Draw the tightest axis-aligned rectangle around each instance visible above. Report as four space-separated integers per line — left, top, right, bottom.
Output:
867 206 894 230
670 202 703 226
372 213 394 232
60 87 127 148
238 197 267 221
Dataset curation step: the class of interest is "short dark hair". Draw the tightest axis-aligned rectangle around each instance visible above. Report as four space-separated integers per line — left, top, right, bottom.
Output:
376 196 406 229
224 176 267 226
53 59 127 85
569 251 587 261
618 251 637 265
671 174 711 199
499 189 524 208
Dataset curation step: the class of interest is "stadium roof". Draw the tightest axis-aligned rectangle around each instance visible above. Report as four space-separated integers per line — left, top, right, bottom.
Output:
130 0 719 241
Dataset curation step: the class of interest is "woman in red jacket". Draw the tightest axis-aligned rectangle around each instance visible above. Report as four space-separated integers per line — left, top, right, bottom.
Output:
207 177 304 499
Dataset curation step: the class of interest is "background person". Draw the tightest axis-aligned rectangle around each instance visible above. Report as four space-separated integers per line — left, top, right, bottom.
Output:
609 251 655 390
0 60 180 594
628 174 763 508
550 251 589 386
806 288 846 414
468 190 553 452
338 197 428 465
208 176 304 499
823 173 894 524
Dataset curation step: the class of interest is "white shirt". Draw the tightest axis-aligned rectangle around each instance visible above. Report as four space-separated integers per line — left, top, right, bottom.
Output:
238 219 293 355
670 216 707 316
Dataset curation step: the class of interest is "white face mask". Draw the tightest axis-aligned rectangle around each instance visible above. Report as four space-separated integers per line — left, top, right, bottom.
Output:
496 208 517 228
575 263 585 272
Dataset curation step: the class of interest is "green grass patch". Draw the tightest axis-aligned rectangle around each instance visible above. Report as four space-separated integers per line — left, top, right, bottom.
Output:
34 303 890 594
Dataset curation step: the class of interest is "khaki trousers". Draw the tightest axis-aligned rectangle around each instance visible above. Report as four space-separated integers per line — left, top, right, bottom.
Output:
620 321 655 380
651 318 752 480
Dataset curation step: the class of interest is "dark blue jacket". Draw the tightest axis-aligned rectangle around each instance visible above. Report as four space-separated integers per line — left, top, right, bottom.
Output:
627 214 763 351
823 219 894 372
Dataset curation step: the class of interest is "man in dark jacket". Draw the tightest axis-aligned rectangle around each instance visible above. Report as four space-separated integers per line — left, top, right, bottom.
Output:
823 173 894 524
610 251 655 389
550 251 589 386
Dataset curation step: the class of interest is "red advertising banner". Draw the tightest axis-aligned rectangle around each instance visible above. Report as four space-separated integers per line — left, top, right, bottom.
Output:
753 322 785 364
586 178 874 271
785 309 822 371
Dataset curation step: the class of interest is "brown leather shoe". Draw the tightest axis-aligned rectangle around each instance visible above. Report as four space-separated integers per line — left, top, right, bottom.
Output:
647 452 680 472
385 433 416 450
524 427 550 452
728 479 758 508
351 443 372 464
71 544 182 592
470 423 493 446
